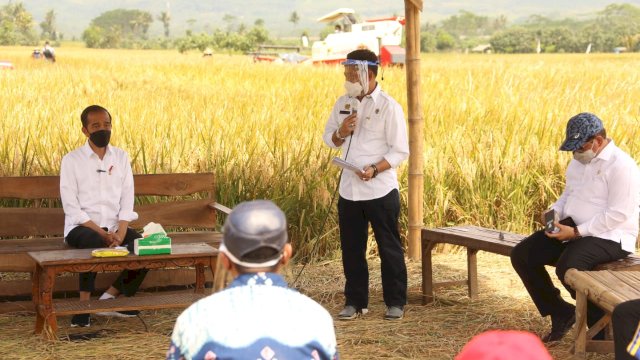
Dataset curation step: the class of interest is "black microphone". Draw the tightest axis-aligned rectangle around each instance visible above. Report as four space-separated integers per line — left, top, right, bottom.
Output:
349 98 359 135
96 169 106 173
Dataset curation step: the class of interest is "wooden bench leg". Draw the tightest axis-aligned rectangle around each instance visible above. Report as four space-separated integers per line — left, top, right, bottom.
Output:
573 291 588 359
32 266 44 334
195 264 205 294
467 248 479 300
422 241 436 305
41 268 58 340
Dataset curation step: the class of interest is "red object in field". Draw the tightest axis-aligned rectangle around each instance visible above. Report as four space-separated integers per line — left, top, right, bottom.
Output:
365 16 406 26
0 61 14 70
379 45 405 66
455 330 552 360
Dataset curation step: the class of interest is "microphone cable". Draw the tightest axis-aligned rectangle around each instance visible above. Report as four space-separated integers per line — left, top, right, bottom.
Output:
291 121 355 289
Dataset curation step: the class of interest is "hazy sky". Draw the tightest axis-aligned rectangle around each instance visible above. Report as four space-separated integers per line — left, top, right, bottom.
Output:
17 0 640 38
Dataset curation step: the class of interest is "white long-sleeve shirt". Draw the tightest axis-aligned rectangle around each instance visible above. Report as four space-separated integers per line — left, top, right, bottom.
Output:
551 140 640 252
323 84 409 201
60 142 138 237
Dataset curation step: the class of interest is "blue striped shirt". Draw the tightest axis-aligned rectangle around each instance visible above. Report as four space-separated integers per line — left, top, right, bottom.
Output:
167 272 338 360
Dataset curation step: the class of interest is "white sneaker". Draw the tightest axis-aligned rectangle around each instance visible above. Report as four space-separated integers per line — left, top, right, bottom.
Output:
95 310 139 318
95 296 139 317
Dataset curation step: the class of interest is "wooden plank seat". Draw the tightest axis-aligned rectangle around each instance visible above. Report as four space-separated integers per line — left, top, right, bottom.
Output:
0 173 229 314
564 269 640 358
53 292 207 316
421 225 640 304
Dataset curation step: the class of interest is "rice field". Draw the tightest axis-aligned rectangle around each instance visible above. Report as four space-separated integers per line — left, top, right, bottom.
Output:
2 46 639 359
1 46 640 261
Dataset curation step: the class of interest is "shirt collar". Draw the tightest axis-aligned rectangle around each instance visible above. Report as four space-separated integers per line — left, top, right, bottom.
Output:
228 272 289 289
365 82 382 103
81 140 112 159
595 139 615 162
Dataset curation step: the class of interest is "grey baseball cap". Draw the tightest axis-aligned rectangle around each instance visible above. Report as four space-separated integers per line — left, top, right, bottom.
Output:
219 200 288 268
559 113 604 151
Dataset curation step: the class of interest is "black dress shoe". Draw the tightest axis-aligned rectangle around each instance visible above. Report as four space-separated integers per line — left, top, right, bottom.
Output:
542 311 576 343
70 313 91 327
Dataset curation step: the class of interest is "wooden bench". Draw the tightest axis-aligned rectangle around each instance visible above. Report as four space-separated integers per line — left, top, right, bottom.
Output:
564 269 640 358
0 173 229 312
30 243 217 340
421 225 640 304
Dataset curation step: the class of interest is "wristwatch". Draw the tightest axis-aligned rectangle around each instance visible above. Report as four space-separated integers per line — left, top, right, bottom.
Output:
573 226 582 239
370 164 378 178
335 128 347 141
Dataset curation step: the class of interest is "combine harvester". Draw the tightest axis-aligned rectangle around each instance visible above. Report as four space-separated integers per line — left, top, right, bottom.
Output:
311 8 406 66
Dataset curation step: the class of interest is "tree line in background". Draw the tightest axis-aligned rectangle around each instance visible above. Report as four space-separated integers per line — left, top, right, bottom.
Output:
422 3 640 53
1 2 639 54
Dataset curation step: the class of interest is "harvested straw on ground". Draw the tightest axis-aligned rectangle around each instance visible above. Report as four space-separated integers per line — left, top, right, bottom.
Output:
1 253 612 359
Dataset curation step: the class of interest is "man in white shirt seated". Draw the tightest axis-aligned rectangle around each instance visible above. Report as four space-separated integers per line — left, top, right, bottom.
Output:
60 105 147 328
511 112 640 343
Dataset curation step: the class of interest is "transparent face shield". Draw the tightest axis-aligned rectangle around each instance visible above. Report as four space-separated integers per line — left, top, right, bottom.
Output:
342 59 378 97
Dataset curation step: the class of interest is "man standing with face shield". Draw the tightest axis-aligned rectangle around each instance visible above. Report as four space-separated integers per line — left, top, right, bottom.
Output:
322 49 410 321
511 112 640 343
60 105 147 327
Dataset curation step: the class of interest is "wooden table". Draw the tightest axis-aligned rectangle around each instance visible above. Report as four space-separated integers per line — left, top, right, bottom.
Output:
29 243 217 340
564 269 640 359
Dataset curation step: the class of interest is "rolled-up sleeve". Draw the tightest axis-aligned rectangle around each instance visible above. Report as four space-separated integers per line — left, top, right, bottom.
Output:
383 102 410 168
60 156 91 226
117 154 138 222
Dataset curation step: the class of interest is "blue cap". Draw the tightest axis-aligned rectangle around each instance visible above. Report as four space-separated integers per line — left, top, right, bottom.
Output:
559 113 604 151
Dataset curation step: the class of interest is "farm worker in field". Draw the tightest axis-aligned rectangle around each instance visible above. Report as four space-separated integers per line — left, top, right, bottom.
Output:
612 299 640 360
167 200 338 360
42 41 55 62
60 105 148 328
322 49 410 321
511 112 640 343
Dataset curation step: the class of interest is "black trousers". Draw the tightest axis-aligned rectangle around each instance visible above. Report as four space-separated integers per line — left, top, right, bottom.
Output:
511 230 629 327
65 226 148 296
338 189 407 308
613 299 640 360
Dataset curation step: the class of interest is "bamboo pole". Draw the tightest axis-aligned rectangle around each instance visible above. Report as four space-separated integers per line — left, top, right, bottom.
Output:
405 0 424 260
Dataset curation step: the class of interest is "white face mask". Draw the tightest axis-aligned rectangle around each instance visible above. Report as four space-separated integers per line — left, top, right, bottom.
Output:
573 142 597 164
344 81 364 97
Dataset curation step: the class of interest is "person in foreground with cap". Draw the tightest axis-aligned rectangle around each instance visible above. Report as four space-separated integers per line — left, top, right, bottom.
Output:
511 112 640 343
322 49 410 321
166 200 338 360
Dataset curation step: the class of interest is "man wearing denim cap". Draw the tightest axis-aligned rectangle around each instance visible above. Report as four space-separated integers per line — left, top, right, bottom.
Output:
167 200 338 360
511 112 640 343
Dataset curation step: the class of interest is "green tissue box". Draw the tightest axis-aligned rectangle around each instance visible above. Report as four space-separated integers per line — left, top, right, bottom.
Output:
134 233 172 255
